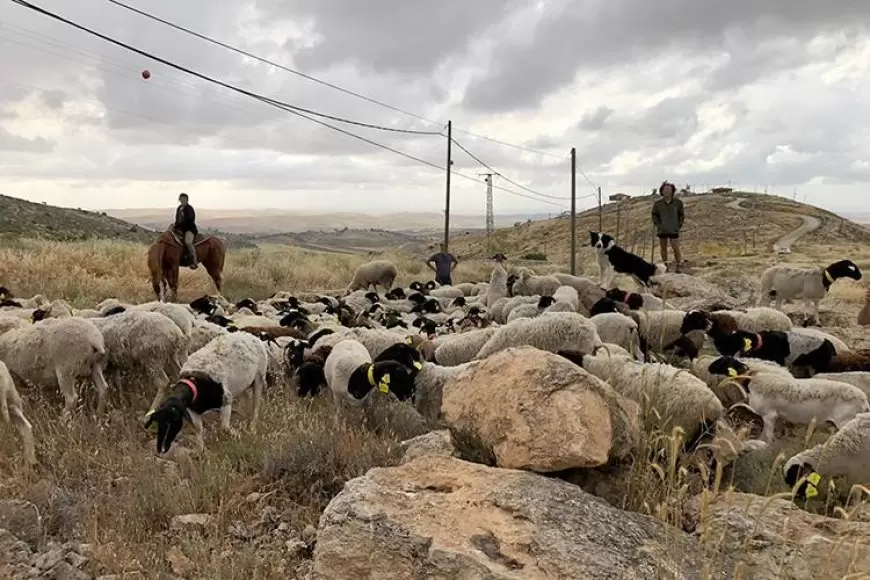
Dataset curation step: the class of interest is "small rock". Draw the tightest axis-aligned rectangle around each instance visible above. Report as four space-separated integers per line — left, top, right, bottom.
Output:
34 547 65 571
64 551 89 569
284 539 307 559
301 525 317 546
399 430 459 464
47 560 91 580
0 500 42 547
166 546 194 577
245 492 262 503
170 514 213 533
276 522 290 533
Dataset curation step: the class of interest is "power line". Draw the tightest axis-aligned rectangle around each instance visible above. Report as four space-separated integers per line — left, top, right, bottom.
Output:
9 0 442 137
449 135 571 201
9 0 569 209
103 0 566 159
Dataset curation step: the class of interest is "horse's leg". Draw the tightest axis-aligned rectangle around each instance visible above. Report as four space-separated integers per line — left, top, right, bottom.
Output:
166 266 179 303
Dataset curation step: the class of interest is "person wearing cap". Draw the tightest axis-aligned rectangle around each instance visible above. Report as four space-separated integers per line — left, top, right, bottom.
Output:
651 181 684 273
174 193 199 269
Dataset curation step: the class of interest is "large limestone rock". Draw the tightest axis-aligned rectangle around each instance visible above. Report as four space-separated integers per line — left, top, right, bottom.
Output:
686 492 870 579
309 456 732 579
441 347 639 472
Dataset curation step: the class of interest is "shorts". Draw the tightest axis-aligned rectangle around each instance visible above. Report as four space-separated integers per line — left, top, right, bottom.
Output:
435 275 452 286
657 233 679 240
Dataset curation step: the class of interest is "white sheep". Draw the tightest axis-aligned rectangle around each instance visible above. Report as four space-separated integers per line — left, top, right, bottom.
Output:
132 302 195 336
145 331 268 453
0 318 110 414
789 327 851 354
707 357 870 443
783 412 870 500
324 339 417 409
484 264 509 307
89 311 188 416
813 372 870 400
188 319 228 354
412 361 476 422
474 312 602 361
0 316 27 336
758 259 862 325
551 285 580 312
579 351 723 442
1 360 35 465
552 273 605 311
497 296 538 324
346 260 398 294
433 328 497 366
506 303 541 323
589 313 642 360
511 269 561 297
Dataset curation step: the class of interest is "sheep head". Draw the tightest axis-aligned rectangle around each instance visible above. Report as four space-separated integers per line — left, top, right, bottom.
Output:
145 403 185 454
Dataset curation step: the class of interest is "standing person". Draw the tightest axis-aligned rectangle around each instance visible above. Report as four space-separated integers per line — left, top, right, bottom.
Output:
426 243 458 286
651 181 684 273
174 193 199 269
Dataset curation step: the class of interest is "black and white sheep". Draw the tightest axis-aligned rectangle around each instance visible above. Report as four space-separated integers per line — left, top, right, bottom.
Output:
713 329 836 376
783 412 870 500
145 331 268 453
324 339 417 409
758 259 862 325
707 356 870 443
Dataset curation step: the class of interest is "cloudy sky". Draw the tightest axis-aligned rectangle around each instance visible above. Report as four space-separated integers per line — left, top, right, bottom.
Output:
0 0 868 216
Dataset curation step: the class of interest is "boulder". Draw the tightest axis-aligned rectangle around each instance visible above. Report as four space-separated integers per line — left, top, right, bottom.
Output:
399 430 459 464
309 456 732 579
442 347 639 472
0 500 41 547
686 492 870 579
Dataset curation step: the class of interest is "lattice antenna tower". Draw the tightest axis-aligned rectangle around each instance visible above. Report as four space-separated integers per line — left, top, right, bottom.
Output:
480 173 495 252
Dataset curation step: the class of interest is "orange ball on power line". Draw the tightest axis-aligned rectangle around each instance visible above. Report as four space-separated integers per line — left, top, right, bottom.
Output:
141 69 151 80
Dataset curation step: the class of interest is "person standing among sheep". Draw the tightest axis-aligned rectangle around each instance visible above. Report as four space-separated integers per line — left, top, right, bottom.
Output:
426 243 458 286
651 181 684 273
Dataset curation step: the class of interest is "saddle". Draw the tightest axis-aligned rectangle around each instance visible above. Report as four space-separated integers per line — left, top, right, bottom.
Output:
162 227 213 268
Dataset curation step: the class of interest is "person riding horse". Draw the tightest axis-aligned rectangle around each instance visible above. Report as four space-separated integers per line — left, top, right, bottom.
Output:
174 193 199 269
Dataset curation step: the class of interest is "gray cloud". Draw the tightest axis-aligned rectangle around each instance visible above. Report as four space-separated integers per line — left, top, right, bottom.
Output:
0 0 868 216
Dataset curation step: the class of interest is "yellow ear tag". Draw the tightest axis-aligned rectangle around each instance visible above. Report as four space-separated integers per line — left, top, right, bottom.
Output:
727 367 738 378
805 472 821 498
405 336 413 344
413 361 423 370
378 374 390 393
0 292 5 300
742 338 753 352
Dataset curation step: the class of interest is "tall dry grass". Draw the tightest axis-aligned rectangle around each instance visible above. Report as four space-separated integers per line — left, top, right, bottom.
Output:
0 239 495 306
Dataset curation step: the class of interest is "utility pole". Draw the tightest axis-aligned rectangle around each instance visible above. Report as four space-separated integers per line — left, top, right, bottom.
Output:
570 148 577 275
597 186 603 231
443 120 452 250
480 172 494 253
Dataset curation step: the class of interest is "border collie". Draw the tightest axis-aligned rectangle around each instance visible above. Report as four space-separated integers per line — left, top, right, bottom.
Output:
589 231 666 288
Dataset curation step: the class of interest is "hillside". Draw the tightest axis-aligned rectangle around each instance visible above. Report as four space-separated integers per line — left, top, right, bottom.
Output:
0 194 156 244
450 191 870 270
106 208 550 234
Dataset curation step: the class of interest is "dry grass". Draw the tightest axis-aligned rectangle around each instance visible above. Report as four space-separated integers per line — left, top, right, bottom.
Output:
2 234 870 578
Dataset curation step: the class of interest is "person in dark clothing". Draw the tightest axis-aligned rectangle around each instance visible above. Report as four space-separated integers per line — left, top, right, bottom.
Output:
174 193 199 269
426 244 458 286
651 181 684 273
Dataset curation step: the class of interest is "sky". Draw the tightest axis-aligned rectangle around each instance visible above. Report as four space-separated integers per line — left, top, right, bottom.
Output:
0 0 869 216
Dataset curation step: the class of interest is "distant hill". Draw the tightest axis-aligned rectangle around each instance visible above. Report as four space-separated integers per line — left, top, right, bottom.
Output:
450 191 870 268
0 194 257 249
0 194 156 244
106 208 553 234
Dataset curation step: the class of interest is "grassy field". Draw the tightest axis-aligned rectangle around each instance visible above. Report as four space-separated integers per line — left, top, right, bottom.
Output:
1 228 869 578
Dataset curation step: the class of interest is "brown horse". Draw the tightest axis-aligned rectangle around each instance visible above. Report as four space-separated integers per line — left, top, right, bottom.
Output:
147 230 226 302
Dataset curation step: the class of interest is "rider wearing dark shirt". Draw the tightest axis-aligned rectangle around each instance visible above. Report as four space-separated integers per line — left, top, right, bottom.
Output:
174 193 199 269
426 244 458 286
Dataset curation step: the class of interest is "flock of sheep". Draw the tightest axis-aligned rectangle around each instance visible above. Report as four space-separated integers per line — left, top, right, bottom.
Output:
1 252 869 504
